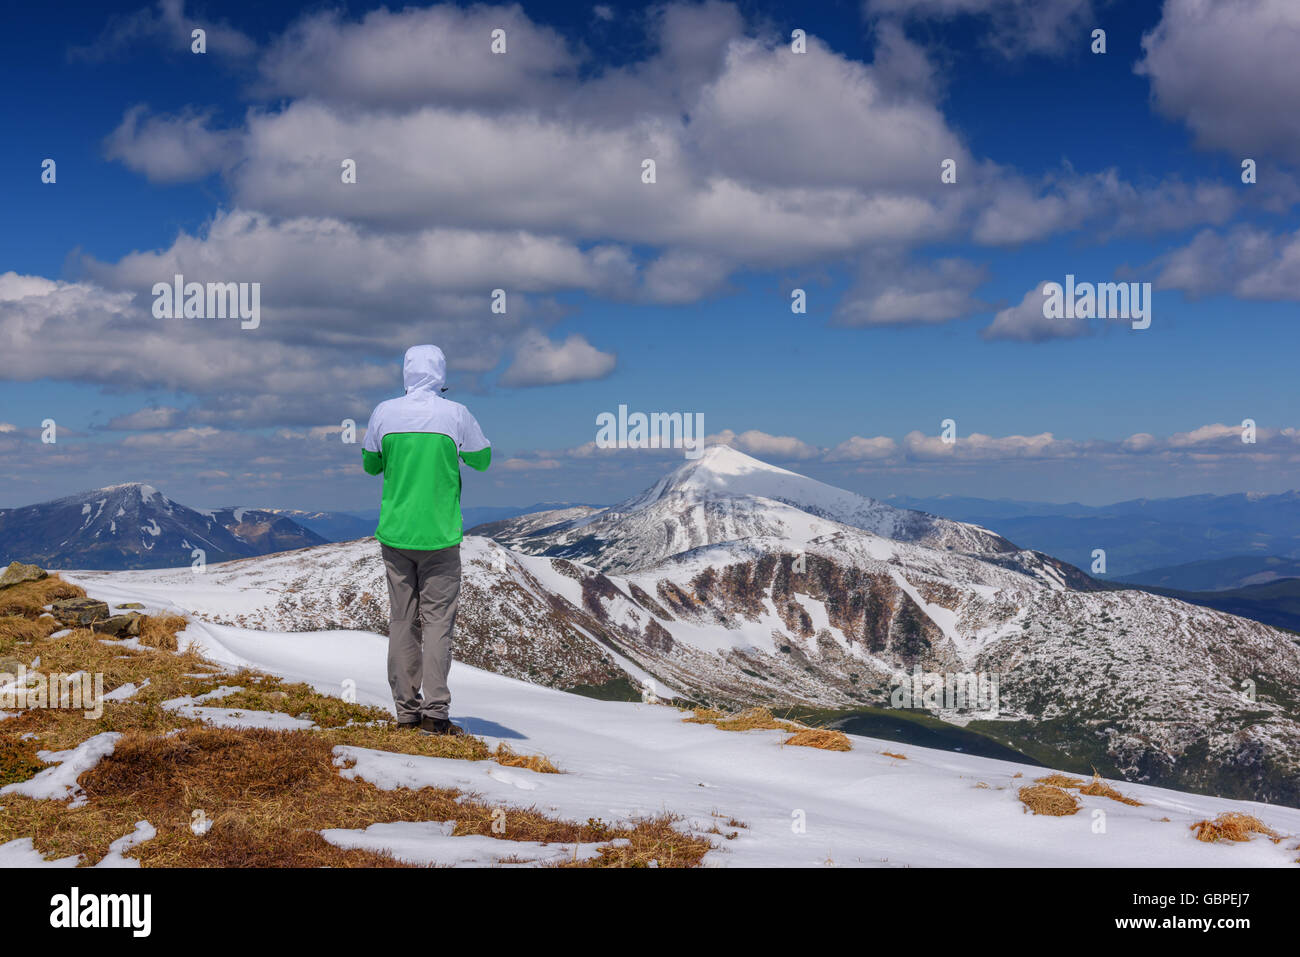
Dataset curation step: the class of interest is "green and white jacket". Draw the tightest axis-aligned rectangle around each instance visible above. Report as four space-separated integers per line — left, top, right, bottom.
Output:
362 345 491 550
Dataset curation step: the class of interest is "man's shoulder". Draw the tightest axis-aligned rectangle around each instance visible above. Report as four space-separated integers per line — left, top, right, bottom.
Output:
372 393 475 433
430 395 475 419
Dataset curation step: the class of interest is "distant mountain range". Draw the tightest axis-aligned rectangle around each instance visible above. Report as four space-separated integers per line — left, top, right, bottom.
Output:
259 508 375 543
0 484 328 570
0 484 605 571
221 504 588 543
891 490 1300 585
1118 555 1300 592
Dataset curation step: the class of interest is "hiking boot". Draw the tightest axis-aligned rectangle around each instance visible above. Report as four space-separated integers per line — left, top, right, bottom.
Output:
419 716 465 737
396 718 420 731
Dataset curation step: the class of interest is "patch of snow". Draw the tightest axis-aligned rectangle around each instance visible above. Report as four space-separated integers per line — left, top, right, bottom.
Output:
162 688 313 730
1 731 121 804
320 820 609 867
0 838 80 868
104 679 150 702
94 820 156 868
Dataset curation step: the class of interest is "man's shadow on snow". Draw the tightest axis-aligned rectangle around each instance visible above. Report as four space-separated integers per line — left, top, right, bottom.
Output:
453 715 525 739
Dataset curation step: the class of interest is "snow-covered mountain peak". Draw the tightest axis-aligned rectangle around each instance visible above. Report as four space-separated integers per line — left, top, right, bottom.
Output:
596 444 1018 559
627 444 882 515
477 447 1056 577
681 444 789 478
85 482 164 502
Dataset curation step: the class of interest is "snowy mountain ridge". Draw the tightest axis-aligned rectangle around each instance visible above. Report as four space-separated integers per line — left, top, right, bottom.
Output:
475 446 1079 581
0 483 328 570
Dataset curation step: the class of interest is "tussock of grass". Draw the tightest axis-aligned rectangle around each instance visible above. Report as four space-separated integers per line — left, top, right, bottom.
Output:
684 706 800 733
1036 773 1085 788
1079 772 1143 806
1190 813 1281 844
1018 784 1080 816
682 706 725 723
493 743 560 774
784 729 851 751
0 735 48 787
1038 768 1143 806
686 706 854 754
0 613 61 648
137 615 186 651
0 576 83 618
566 815 712 868
880 751 907 760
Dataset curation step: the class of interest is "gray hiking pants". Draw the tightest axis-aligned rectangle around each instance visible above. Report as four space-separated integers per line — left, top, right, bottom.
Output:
380 542 461 721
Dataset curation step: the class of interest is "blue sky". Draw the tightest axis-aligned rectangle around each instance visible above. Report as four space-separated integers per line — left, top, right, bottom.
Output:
2 0 1298 512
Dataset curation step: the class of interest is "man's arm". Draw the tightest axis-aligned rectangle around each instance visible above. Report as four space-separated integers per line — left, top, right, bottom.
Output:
459 408 492 472
361 408 384 475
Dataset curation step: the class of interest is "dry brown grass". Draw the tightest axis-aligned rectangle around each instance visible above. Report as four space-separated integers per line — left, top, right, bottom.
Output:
682 706 725 724
0 574 84 655
0 735 48 787
0 727 708 867
1018 784 1080 816
881 750 907 760
1190 813 1281 844
493 743 560 774
0 574 727 866
1036 773 1085 788
213 672 394 728
686 706 855 754
316 724 492 761
1037 767 1143 806
0 576 84 618
684 706 801 732
137 615 186 651
0 574 717 867
784 729 852 751
0 625 218 752
0 613 61 646
1079 772 1143 806
563 815 712 868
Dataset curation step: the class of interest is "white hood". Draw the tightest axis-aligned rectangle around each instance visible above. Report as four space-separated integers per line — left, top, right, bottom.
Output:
403 345 446 394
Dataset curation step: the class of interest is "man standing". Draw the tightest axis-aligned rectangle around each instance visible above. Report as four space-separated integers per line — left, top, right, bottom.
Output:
362 345 491 735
